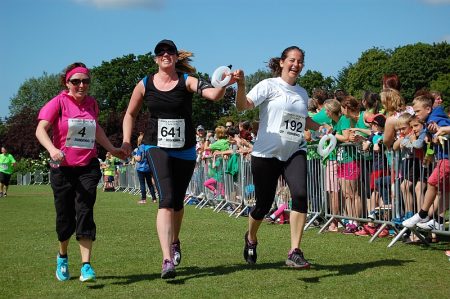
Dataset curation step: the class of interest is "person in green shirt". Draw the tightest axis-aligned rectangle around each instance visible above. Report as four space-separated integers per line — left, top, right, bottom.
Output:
336 96 364 234
101 152 119 191
0 146 16 197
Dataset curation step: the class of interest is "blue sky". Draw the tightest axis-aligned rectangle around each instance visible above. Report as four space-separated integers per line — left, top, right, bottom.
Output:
1 0 449 118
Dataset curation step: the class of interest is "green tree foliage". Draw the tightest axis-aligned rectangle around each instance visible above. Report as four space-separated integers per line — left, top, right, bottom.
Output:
340 42 450 102
430 73 450 108
8 72 61 116
298 70 335 96
386 42 450 101
89 53 157 119
342 48 391 97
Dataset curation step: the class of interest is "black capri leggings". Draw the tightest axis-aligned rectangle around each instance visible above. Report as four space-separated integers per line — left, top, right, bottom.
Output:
145 147 196 211
250 151 308 220
51 158 102 242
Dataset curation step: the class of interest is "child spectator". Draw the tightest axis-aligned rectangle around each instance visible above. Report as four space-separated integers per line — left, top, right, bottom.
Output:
393 114 428 221
355 114 389 237
101 152 117 191
203 126 229 197
403 94 450 230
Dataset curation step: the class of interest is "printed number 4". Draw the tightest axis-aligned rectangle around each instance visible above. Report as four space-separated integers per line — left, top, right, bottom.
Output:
78 127 86 137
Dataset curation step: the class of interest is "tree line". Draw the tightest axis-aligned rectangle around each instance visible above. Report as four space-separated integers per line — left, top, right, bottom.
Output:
1 42 448 161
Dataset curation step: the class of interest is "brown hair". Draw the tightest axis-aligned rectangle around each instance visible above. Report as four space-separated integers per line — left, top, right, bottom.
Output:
60 62 87 88
382 73 401 90
340 96 360 113
267 46 305 77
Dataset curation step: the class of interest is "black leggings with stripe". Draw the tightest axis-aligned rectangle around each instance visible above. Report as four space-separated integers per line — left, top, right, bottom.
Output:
145 147 196 211
250 151 308 220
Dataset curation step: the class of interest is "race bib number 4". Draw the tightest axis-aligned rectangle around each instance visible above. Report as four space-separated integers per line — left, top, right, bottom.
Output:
279 112 305 142
157 119 185 148
65 119 96 149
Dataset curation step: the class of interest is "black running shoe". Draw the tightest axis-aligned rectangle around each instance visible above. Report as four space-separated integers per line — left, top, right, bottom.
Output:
172 240 181 266
243 231 258 264
286 248 310 269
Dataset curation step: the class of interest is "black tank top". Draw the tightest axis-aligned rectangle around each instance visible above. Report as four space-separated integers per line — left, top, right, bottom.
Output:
142 72 195 150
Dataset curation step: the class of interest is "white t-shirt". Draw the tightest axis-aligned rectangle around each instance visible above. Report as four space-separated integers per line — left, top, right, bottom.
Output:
247 77 309 161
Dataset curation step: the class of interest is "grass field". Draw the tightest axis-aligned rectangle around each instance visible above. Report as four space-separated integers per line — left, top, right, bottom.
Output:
1 185 449 299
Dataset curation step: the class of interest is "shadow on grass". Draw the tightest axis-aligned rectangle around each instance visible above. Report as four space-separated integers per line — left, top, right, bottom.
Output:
298 258 414 283
98 258 414 285
100 261 285 285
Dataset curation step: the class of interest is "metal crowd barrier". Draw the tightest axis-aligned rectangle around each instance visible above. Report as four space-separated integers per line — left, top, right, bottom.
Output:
13 135 449 249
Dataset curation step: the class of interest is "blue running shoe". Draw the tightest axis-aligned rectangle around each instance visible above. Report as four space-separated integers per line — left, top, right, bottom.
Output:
79 263 96 282
56 254 70 281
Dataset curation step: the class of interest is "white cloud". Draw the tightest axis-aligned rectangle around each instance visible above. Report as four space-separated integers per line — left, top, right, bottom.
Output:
74 0 165 9
421 0 450 4
441 35 450 42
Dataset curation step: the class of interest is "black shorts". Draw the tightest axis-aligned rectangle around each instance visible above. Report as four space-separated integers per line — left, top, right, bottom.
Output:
0 172 12 186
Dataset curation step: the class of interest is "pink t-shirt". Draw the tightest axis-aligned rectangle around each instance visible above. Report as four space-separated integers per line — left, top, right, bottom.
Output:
38 91 99 166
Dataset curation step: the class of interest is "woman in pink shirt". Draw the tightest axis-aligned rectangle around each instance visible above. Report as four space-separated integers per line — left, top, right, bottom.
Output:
35 62 124 282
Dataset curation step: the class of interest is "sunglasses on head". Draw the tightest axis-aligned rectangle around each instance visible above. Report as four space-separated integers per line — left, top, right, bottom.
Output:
69 78 91 86
156 48 177 56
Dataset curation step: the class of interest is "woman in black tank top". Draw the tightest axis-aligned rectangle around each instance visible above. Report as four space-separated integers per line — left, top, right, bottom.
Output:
121 39 239 279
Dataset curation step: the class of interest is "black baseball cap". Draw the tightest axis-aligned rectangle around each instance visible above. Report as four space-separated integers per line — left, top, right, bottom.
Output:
154 39 178 55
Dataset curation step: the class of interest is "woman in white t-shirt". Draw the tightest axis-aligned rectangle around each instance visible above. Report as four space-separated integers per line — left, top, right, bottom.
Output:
235 46 321 269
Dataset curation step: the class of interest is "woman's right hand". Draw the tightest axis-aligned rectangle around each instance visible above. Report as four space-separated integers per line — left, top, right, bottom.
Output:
50 149 64 161
121 142 132 157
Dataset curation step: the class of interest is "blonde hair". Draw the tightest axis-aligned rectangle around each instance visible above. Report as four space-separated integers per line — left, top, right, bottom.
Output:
323 99 341 116
137 134 144 146
215 126 227 139
175 50 196 74
380 88 405 115
395 112 412 129
412 95 433 109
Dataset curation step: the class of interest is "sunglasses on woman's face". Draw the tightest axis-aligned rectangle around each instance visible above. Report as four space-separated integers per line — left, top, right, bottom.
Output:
69 78 91 86
156 48 177 56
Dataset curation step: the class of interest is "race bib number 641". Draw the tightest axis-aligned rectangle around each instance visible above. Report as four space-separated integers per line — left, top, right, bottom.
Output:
157 119 185 148
279 112 305 142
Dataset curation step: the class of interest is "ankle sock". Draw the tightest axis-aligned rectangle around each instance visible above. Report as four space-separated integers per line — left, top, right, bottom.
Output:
418 209 428 219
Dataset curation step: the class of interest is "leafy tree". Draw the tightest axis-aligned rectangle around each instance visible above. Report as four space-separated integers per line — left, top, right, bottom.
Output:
1 107 40 159
89 53 157 120
8 72 61 116
298 70 335 96
341 47 391 97
386 42 450 101
430 73 450 108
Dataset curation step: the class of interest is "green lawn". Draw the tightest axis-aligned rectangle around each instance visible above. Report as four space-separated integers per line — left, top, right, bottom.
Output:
1 185 449 299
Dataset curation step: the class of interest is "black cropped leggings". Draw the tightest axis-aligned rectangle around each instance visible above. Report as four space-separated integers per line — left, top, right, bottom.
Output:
145 147 196 211
250 151 308 220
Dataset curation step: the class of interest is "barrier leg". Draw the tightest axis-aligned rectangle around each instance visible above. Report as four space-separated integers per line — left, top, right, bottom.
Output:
304 213 320 230
319 217 335 234
369 223 388 243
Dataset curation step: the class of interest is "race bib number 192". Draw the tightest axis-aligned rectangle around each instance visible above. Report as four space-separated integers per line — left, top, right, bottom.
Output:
279 112 305 142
